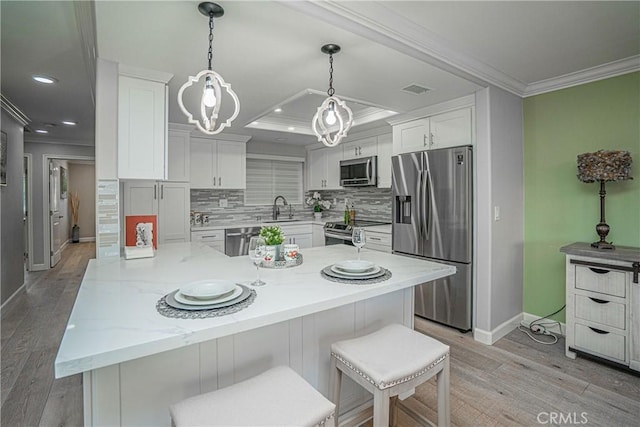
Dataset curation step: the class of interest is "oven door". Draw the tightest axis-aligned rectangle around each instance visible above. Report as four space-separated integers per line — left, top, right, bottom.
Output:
324 231 354 246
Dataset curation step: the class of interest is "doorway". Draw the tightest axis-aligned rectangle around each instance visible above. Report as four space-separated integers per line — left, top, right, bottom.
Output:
23 153 33 271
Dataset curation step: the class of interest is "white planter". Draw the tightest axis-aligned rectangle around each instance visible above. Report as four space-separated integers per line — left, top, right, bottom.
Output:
314 212 322 220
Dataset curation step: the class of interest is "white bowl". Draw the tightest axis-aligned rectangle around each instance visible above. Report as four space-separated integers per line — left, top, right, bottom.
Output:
180 279 236 300
334 260 376 273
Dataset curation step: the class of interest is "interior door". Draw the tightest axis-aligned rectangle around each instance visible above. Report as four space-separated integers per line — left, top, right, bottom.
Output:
49 161 62 267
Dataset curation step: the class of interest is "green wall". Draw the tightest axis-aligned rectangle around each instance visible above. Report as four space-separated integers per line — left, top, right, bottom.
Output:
523 72 640 321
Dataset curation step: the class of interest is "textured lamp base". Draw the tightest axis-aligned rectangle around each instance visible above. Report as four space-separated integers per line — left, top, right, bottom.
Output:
591 240 615 250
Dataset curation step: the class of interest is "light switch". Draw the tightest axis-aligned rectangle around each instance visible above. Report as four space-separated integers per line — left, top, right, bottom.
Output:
494 206 501 221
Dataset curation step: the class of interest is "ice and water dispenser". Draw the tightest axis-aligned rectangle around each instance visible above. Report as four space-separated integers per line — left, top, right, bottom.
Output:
395 196 412 224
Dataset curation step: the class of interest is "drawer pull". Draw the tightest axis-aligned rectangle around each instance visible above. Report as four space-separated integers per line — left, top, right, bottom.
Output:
588 297 609 304
588 267 609 275
202 235 218 238
588 327 609 335
369 237 382 241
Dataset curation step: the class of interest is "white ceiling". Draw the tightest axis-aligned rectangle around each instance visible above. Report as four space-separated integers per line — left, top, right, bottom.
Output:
2 1 638 147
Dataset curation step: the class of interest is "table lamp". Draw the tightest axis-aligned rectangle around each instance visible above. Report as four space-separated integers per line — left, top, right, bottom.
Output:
577 150 633 250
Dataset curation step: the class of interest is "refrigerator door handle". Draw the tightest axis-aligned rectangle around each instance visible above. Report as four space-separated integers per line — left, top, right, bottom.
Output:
366 158 372 183
416 169 424 244
420 167 430 240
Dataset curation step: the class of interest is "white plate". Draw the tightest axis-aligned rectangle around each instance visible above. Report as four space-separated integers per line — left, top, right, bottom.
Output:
333 260 376 273
331 265 381 277
174 285 243 306
180 279 236 299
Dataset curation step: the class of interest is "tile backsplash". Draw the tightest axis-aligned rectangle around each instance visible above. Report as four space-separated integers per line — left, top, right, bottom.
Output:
190 187 392 223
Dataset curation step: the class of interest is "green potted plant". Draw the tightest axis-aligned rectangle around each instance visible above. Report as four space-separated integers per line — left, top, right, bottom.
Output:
260 225 285 262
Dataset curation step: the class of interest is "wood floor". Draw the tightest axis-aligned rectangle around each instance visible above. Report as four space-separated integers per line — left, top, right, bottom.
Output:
2 242 639 426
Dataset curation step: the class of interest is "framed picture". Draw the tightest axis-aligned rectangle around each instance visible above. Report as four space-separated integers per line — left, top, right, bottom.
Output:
0 131 7 186
60 166 68 199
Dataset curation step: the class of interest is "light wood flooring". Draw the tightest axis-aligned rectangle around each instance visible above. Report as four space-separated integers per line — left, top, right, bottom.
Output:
2 242 639 426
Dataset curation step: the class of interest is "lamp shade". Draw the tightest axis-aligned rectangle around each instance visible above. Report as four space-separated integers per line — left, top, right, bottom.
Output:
577 150 633 183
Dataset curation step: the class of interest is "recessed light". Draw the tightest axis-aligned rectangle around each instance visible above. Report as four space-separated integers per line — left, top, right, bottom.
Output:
32 75 57 84
62 121 77 126
275 138 287 142
35 129 49 134
287 127 295 131
274 108 282 113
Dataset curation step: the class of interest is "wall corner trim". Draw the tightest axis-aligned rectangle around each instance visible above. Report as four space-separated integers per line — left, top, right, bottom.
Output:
1 94 30 126
473 312 523 345
1 283 26 310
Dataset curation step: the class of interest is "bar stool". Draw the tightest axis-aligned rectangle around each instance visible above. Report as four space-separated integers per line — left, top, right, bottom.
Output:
330 323 450 426
170 365 336 426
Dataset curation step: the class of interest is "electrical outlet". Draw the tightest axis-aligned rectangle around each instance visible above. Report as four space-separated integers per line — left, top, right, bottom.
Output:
219 199 228 208
494 206 501 221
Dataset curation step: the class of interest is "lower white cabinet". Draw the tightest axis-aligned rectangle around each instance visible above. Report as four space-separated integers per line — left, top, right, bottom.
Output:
191 229 225 254
364 229 392 253
312 223 325 247
123 181 190 244
278 223 312 249
561 243 640 370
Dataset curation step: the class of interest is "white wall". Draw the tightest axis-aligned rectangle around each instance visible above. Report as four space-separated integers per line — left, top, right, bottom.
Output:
246 140 307 158
1 110 25 305
23 142 94 267
68 163 96 239
474 86 524 341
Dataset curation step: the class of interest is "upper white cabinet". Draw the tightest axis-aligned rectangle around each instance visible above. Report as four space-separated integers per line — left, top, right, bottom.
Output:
392 106 473 155
342 136 377 160
190 137 246 189
376 133 392 188
167 129 190 182
307 147 342 190
118 67 173 180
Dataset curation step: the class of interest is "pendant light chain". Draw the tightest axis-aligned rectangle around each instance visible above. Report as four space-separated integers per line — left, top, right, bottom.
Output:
207 13 214 71
327 54 335 96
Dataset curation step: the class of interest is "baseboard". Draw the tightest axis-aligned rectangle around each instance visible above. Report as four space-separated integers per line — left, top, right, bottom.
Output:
474 313 523 345
30 263 47 272
79 237 96 243
61 239 70 251
1 282 26 310
523 312 566 336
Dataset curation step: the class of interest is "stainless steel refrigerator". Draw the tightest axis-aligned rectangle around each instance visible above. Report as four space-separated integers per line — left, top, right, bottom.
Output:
392 146 472 331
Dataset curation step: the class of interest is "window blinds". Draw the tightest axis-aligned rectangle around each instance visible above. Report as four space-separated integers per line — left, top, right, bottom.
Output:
245 159 303 205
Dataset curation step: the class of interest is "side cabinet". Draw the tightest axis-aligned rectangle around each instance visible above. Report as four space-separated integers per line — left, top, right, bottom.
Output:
561 243 640 371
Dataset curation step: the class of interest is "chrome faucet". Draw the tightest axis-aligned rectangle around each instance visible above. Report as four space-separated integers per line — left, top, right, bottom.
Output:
272 195 288 220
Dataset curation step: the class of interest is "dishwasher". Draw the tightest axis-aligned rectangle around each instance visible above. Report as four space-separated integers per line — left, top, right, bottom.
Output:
225 227 261 257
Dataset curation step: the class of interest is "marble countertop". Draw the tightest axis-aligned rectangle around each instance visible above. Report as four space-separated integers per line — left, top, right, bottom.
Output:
560 242 640 262
54 243 454 378
190 219 328 232
364 224 392 234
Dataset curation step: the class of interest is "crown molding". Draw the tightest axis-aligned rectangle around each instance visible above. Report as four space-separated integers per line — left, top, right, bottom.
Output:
23 136 95 147
1 94 30 126
119 64 173 84
386 94 475 126
524 55 640 97
190 131 252 143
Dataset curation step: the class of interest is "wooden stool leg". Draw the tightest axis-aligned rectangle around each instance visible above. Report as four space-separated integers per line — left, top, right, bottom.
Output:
329 357 342 427
437 357 450 427
373 388 391 427
390 396 399 427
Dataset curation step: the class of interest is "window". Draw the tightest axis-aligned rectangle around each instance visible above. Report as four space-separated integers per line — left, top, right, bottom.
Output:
245 158 303 205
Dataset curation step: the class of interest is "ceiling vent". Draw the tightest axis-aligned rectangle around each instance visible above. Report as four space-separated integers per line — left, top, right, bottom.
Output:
401 84 431 95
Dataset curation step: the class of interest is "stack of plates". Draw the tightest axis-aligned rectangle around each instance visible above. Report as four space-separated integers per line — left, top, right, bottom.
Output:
166 280 251 311
323 260 386 280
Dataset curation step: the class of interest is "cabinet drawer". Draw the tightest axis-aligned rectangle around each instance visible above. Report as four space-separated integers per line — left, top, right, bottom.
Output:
191 231 225 242
574 294 626 330
278 224 312 236
575 265 626 297
574 323 626 362
366 243 392 254
366 232 391 246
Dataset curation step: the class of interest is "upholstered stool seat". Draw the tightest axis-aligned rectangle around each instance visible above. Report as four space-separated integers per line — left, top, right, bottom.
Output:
330 323 450 426
170 365 335 426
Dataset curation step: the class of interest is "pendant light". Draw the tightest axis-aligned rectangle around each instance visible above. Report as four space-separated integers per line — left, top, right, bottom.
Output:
178 2 240 135
311 44 353 147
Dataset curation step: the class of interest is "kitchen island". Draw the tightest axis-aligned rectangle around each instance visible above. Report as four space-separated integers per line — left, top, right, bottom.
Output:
55 242 455 426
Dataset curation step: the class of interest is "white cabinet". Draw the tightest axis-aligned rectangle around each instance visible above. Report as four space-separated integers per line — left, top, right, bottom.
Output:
562 243 640 371
190 137 246 189
312 223 326 247
307 147 342 190
278 223 312 249
191 229 225 254
167 130 190 182
364 229 392 253
342 136 377 160
118 75 169 180
392 107 473 155
376 133 392 188
123 181 190 244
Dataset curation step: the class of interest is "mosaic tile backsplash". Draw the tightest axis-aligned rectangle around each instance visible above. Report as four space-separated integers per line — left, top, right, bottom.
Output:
190 187 392 223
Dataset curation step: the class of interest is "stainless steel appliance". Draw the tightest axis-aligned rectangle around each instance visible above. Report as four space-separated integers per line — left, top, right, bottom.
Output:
340 156 377 187
225 227 261 256
392 146 473 331
324 219 390 246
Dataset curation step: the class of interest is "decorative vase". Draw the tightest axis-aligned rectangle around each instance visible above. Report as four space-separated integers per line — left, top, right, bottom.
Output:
264 245 282 264
314 212 322 220
71 225 80 243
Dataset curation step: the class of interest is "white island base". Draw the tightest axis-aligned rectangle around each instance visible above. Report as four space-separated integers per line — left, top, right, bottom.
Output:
85 289 413 426
55 243 455 426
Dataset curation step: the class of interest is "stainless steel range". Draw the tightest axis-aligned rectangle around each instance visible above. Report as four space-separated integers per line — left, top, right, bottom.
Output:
324 220 390 246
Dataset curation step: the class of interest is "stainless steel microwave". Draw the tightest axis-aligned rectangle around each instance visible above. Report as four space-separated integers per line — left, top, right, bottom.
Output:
340 156 377 187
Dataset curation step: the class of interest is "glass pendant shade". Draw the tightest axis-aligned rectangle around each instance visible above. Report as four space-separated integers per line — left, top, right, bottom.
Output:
312 96 353 147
